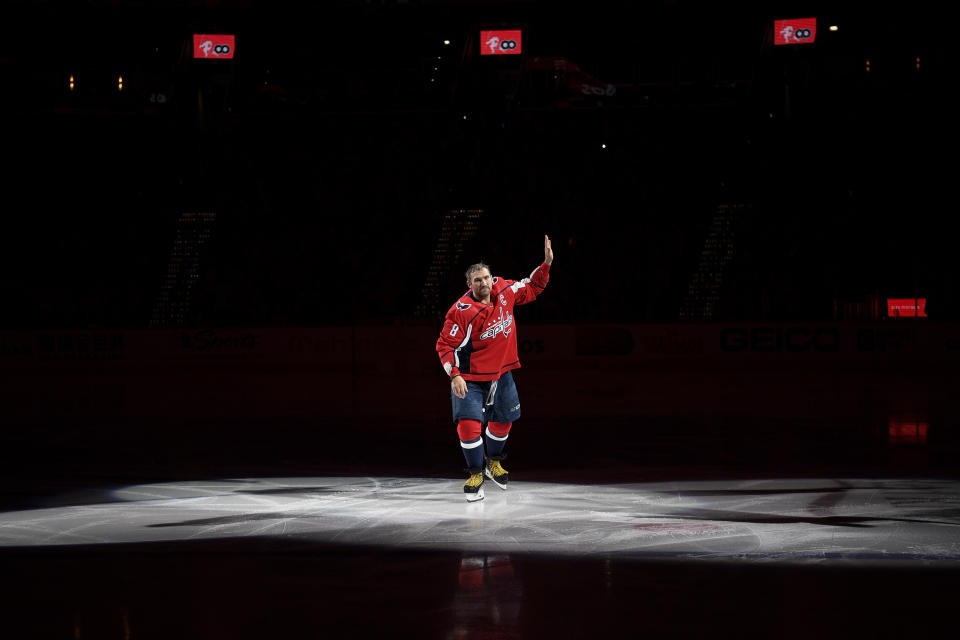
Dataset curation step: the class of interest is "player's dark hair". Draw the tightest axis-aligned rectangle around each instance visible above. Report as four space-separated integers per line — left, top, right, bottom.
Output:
465 262 491 281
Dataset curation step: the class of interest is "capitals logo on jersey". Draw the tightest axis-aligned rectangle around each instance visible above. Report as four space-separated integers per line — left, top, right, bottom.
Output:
480 306 513 340
456 301 472 311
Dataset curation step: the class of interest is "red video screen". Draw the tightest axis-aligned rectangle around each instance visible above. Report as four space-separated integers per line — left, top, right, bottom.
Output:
193 34 236 59
480 30 523 56
889 418 928 444
887 298 928 318
773 18 817 45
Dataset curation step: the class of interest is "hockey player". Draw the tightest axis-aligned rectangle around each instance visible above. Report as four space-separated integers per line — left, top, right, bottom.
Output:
436 235 553 501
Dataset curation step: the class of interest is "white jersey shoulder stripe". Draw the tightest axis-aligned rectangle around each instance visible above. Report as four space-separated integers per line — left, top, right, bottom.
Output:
510 277 531 293
509 266 540 293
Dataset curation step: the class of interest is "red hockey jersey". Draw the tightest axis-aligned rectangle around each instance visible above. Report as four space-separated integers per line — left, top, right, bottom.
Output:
436 263 551 381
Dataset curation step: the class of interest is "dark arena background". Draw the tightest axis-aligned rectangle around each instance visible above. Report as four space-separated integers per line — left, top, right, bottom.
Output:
1 1 957 638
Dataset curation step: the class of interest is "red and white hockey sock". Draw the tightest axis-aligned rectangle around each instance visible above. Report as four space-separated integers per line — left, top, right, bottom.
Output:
458 419 484 470
485 421 512 458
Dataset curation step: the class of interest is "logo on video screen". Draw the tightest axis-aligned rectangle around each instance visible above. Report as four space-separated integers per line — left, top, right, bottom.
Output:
774 19 817 45
193 34 236 59
480 30 523 56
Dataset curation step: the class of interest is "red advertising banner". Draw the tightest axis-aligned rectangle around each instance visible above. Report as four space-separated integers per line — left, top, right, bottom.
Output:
193 34 236 59
1 324 953 423
887 298 928 318
889 418 928 444
774 18 817 45
480 30 523 56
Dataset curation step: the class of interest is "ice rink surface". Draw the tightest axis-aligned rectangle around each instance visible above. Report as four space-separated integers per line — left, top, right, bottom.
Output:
2 415 958 638
2 475 959 565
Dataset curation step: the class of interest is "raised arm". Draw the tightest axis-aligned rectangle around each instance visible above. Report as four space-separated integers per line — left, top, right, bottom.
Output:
513 235 553 305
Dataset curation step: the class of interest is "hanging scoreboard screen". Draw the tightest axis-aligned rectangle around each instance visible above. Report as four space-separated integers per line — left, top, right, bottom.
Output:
773 18 817 45
193 34 236 59
480 30 523 55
